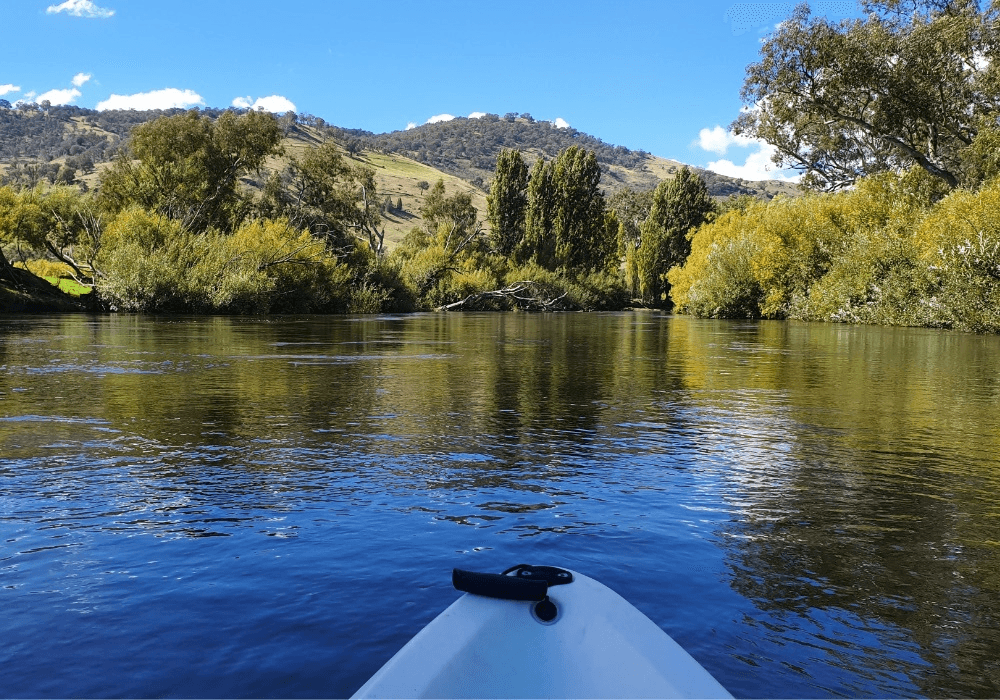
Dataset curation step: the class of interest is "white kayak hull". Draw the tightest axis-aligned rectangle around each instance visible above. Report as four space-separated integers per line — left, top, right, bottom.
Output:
352 568 732 699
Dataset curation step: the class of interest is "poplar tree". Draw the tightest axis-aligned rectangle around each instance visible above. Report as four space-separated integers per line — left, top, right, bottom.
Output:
551 146 610 272
486 149 528 257
514 147 611 272
634 167 715 306
516 157 556 267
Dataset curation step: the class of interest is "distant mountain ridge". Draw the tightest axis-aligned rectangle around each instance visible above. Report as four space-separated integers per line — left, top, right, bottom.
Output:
329 113 798 199
0 104 798 201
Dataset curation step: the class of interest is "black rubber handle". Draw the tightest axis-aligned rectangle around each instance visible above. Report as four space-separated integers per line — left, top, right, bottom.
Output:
452 568 548 601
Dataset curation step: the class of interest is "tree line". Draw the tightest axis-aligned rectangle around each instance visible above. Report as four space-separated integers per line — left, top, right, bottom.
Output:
5 0 999 332
0 105 720 314
668 0 1000 333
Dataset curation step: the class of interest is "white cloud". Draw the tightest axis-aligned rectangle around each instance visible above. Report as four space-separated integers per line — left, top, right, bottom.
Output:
96 88 205 111
405 122 417 130
427 114 455 124
696 125 754 155
695 122 798 181
232 94 296 113
72 72 92 87
37 87 82 106
0 84 20 96
47 0 115 18
553 117 570 129
707 142 800 182
468 111 486 119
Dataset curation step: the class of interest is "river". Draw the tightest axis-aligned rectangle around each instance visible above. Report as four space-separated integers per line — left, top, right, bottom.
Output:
1 313 998 698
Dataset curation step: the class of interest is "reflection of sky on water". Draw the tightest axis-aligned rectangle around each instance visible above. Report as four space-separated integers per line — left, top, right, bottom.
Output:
1 314 999 697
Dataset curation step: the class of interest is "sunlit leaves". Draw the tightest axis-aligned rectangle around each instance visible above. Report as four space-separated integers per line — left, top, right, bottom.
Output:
669 168 1000 332
98 109 283 233
736 0 1000 190
95 210 354 314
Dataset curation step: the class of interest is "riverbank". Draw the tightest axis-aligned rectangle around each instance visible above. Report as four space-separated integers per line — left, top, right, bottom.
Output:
0 268 91 313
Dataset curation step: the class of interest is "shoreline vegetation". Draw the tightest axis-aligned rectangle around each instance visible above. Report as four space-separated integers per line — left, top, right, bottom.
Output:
3 2 999 332
2 114 998 333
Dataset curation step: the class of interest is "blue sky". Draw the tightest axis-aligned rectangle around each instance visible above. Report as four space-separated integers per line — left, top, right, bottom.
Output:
4 0 859 181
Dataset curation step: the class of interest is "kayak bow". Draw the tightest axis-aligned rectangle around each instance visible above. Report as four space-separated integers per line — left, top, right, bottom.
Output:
352 564 732 699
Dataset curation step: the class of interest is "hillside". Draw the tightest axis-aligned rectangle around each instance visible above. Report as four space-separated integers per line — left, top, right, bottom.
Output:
1 104 797 249
331 114 798 201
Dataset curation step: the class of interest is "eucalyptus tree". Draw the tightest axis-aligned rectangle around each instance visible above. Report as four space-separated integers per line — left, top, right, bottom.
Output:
98 109 283 232
261 141 385 255
734 0 1000 190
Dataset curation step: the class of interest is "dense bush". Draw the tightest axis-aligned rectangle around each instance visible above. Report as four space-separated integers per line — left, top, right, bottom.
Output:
915 182 1000 333
95 210 356 313
669 171 1000 332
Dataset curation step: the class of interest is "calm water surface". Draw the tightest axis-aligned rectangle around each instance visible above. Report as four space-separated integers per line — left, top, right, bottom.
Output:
1 313 998 698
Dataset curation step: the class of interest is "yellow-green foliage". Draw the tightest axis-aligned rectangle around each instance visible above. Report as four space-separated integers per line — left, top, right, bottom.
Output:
390 223 502 309
96 208 355 314
914 179 1000 332
668 170 981 327
792 173 937 326
15 259 75 279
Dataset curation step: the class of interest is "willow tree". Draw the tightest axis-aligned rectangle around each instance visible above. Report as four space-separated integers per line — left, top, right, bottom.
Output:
734 0 1000 190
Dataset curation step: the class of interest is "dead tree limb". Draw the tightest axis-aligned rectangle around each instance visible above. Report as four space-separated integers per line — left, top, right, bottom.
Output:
437 281 576 312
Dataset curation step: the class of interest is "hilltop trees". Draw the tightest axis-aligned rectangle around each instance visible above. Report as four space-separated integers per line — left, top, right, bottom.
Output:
734 0 1000 190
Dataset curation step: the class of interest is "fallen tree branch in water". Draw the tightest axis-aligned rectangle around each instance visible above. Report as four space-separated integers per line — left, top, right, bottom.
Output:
437 281 576 312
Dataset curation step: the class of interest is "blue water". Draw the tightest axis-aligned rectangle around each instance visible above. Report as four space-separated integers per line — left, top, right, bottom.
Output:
2 313 999 697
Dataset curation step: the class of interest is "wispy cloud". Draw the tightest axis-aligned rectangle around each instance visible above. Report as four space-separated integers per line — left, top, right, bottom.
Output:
47 0 115 18
71 73 92 87
37 87 82 106
0 84 20 96
232 95 296 113
97 88 204 111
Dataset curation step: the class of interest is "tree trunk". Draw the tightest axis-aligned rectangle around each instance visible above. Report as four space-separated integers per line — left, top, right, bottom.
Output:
0 246 20 287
